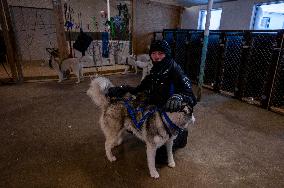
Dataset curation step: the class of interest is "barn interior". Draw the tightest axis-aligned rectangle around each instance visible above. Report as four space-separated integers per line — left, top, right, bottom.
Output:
0 0 283 187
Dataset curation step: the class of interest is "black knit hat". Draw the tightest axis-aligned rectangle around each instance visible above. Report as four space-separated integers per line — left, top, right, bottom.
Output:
149 40 172 57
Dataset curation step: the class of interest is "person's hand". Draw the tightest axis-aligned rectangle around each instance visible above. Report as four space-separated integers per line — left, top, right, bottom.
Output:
166 94 183 112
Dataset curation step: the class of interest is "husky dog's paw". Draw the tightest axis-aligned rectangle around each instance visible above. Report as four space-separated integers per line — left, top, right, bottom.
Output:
75 81 80 84
150 170 159 179
106 153 116 162
107 155 117 162
168 161 175 168
58 80 62 83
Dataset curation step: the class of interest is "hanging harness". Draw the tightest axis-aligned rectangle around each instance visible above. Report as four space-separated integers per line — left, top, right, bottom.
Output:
123 83 183 136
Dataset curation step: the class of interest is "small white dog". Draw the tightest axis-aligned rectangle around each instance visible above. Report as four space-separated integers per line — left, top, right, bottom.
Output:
122 54 153 80
87 76 195 178
49 56 84 83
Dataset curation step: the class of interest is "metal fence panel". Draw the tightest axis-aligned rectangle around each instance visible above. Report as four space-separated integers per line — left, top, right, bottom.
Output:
270 51 284 110
175 31 188 70
221 32 244 94
163 31 174 46
186 31 203 82
242 32 277 103
159 29 283 114
204 32 221 87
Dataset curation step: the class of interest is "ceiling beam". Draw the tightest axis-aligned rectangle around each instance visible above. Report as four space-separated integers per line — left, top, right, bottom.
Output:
150 0 237 7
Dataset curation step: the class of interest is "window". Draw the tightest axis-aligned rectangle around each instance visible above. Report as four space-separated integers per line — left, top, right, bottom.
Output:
260 17 270 28
252 2 284 30
197 9 222 30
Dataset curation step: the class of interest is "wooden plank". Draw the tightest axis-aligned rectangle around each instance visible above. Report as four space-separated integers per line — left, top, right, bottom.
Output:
52 0 68 59
132 0 137 54
270 106 284 115
0 0 23 82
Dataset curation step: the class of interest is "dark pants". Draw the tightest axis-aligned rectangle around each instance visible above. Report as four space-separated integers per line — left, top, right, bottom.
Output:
155 129 188 164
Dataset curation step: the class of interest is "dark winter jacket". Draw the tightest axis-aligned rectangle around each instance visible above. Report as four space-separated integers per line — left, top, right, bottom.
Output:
130 56 197 108
108 40 197 108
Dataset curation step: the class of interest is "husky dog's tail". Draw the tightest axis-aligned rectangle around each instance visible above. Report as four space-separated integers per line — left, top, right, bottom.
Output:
87 76 114 108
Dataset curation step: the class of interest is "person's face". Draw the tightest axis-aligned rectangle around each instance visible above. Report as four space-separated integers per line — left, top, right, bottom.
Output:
151 51 166 62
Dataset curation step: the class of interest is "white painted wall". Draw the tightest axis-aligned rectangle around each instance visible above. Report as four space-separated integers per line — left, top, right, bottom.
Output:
8 0 52 8
181 0 281 30
64 0 121 32
8 0 130 32
10 6 57 61
7 0 131 61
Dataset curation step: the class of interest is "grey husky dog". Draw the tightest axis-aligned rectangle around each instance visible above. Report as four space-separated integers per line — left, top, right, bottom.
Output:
87 76 195 178
49 56 84 83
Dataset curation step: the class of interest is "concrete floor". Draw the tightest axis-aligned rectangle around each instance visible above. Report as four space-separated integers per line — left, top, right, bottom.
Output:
0 74 283 188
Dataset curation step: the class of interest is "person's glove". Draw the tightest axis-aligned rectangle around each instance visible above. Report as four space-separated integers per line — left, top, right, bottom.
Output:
165 94 183 112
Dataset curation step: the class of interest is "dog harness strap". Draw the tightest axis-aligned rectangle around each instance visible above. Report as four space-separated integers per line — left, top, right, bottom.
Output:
124 100 139 127
155 83 181 135
123 97 182 133
161 111 183 134
136 108 156 129
159 113 173 137
169 82 175 96
123 98 156 130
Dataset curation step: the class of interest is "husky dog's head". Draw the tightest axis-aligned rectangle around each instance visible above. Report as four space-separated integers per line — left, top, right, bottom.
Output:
48 56 60 69
167 105 195 130
92 77 114 94
87 77 114 108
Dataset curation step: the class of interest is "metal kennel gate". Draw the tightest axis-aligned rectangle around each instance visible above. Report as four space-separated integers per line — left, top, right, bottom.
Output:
155 29 284 114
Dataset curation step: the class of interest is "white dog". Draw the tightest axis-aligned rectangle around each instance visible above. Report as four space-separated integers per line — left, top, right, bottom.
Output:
87 77 195 178
49 56 84 83
122 54 153 80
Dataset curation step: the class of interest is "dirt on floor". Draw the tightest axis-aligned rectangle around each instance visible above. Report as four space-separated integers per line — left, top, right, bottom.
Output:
0 74 283 188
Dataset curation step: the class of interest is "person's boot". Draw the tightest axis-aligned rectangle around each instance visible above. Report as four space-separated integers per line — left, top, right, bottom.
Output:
173 129 188 151
155 130 188 164
155 145 168 164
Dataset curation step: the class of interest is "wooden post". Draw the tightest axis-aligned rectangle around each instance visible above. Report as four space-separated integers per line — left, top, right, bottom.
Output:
132 0 137 55
0 0 23 82
52 0 68 59
107 0 111 23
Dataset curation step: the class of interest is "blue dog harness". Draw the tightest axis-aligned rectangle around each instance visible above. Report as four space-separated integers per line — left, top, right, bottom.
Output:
123 98 157 130
123 82 183 135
